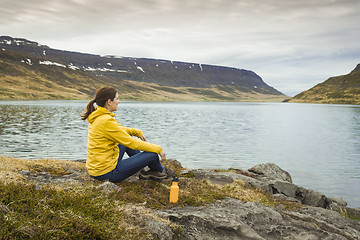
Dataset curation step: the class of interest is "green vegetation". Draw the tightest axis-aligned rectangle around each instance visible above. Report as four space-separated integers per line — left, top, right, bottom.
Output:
290 64 360 104
0 183 132 239
338 207 360 221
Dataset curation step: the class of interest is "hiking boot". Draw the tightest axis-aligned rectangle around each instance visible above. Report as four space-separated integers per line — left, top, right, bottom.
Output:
139 169 167 180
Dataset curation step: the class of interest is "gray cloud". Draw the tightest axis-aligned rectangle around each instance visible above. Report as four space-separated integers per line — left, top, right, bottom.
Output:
1 0 359 96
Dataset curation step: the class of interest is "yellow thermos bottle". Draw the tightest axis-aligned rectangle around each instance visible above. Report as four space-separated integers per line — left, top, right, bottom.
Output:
169 177 179 203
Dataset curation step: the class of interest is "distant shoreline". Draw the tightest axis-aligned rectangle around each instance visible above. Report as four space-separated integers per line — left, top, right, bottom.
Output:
0 95 288 103
2 97 360 105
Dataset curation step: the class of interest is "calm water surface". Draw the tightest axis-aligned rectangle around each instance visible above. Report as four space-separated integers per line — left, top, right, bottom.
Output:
0 101 359 207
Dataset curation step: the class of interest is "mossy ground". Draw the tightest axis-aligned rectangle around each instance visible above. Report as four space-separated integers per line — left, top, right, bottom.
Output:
338 207 360 221
0 155 302 239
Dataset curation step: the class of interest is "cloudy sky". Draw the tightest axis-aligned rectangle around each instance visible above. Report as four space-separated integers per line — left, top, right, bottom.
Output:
1 0 359 96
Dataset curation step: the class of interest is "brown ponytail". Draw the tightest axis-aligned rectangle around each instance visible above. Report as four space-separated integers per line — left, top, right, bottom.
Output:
81 86 117 120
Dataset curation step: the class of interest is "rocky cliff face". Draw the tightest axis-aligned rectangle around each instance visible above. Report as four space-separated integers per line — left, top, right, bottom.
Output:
289 64 360 104
0 36 285 101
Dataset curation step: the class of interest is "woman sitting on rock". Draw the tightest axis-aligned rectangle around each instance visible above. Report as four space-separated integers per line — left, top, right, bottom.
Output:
81 86 168 182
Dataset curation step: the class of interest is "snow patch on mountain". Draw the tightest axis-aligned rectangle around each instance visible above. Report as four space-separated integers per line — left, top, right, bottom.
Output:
68 63 80 70
136 66 145 73
84 66 128 73
21 59 33 65
39 60 66 68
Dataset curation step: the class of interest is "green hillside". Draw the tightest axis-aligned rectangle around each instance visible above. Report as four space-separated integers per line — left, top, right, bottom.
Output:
0 49 286 102
0 50 99 100
289 64 360 104
0 49 165 101
0 36 286 102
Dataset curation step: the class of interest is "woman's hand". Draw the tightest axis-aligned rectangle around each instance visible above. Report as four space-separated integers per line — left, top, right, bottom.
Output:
140 135 147 142
160 151 166 162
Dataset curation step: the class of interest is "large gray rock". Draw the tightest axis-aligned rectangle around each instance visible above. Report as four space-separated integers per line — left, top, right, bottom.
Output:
296 187 327 208
270 180 298 198
248 163 293 183
327 197 347 208
327 197 348 212
158 198 360 240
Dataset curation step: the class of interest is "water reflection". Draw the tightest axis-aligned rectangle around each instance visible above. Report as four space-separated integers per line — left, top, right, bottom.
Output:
0 101 88 160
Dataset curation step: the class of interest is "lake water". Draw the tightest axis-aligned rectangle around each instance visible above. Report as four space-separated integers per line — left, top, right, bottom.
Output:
0 100 359 208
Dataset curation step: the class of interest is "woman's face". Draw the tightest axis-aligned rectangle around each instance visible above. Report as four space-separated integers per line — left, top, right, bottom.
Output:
108 92 120 112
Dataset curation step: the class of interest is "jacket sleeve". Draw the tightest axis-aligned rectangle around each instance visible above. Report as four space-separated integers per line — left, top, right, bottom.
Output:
121 126 143 138
104 118 162 154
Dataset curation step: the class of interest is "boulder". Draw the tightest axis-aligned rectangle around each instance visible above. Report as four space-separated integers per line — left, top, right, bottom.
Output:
326 197 348 212
248 163 293 183
296 187 327 208
327 197 347 208
270 180 298 198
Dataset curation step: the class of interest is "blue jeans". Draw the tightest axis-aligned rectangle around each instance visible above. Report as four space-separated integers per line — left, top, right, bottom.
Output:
92 144 164 182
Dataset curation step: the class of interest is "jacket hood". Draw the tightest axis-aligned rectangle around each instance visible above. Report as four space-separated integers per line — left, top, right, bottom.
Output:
88 106 115 123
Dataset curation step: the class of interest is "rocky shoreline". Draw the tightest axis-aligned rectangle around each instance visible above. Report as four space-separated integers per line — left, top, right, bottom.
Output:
163 163 360 240
16 159 360 239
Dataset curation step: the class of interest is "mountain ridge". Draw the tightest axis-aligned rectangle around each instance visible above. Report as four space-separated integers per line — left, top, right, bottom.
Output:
289 64 360 104
0 36 285 101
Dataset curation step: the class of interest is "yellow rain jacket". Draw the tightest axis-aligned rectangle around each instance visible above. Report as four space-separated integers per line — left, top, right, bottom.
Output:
86 106 162 176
